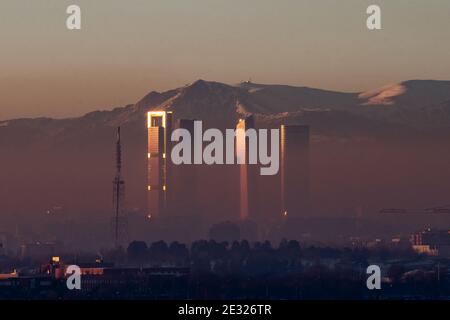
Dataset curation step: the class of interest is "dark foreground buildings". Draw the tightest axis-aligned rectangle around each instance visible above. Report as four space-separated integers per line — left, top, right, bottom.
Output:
2 240 450 300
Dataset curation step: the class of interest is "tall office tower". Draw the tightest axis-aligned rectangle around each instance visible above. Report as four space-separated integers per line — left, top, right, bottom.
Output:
170 119 198 216
147 111 173 219
280 125 310 219
236 116 259 220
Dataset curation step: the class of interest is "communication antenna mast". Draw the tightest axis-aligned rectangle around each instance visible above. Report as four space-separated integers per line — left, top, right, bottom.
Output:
112 127 128 248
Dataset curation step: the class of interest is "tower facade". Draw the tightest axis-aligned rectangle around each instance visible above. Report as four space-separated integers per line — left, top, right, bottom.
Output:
170 119 198 216
147 111 173 219
236 116 259 220
280 125 310 218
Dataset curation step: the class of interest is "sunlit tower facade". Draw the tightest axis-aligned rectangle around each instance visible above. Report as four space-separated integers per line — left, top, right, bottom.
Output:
236 116 259 220
280 125 310 219
147 111 173 219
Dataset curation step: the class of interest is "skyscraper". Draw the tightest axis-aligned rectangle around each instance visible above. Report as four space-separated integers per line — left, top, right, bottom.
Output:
236 116 259 220
280 125 310 219
147 111 173 219
170 119 198 216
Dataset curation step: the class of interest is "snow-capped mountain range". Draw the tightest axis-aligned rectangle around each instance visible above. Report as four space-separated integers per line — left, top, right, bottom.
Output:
1 79 450 148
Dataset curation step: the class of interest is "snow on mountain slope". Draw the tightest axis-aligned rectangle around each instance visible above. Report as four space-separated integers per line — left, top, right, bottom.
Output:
359 80 450 108
359 83 407 105
237 81 359 112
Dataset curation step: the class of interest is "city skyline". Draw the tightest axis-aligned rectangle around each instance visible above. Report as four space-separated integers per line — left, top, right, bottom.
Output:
2 1 450 303
146 111 310 224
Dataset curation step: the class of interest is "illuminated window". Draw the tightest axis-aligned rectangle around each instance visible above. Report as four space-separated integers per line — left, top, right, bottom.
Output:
147 186 151 191
151 116 163 127
163 185 166 191
147 111 167 128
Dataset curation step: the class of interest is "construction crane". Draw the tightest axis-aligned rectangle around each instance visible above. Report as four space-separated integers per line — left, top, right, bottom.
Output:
380 205 450 214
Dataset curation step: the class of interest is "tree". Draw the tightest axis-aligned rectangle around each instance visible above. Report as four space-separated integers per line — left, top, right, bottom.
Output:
127 241 148 263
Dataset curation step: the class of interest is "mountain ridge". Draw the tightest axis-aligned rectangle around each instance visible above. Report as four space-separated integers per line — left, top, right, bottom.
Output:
1 79 450 144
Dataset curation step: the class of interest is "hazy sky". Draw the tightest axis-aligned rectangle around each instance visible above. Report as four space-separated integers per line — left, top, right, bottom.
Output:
1 0 449 119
